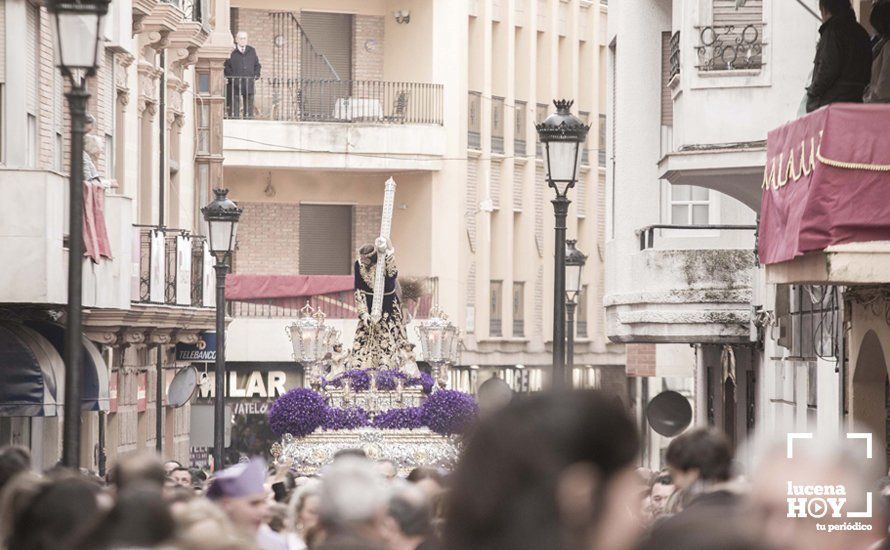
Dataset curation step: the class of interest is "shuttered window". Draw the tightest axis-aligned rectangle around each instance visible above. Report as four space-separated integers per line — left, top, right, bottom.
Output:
300 12 353 81
661 32 673 127
712 0 762 27
299 204 353 275
703 0 764 71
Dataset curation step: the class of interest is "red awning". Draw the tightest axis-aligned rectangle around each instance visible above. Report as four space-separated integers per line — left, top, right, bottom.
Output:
758 104 890 265
225 274 354 301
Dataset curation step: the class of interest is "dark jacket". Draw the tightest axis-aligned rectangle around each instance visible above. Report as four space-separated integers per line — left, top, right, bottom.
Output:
806 11 872 112
224 45 261 94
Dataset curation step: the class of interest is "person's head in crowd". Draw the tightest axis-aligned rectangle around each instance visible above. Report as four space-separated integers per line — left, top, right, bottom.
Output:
445 390 640 550
163 460 182 475
665 428 732 491
236 31 249 49
206 457 270 536
108 452 167 490
746 433 882 550
268 502 289 533
173 497 256 550
383 483 434 550
636 503 776 550
317 456 391 545
649 472 676 519
74 483 175 550
0 446 31 493
872 1 890 40
376 459 398 480
407 467 446 500
170 466 193 488
165 484 196 515
334 448 368 461
477 376 514 417
7 474 102 550
819 0 854 21
288 478 322 538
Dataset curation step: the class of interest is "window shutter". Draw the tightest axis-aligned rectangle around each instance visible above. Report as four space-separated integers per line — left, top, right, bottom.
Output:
299 205 353 275
300 11 353 81
712 0 762 27
661 32 674 127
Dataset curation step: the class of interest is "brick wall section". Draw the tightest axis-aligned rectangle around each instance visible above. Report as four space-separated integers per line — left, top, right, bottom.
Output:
235 202 301 275
625 343 657 377
352 205 382 256
352 16 384 82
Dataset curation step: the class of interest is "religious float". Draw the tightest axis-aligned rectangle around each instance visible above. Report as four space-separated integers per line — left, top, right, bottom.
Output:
269 179 475 475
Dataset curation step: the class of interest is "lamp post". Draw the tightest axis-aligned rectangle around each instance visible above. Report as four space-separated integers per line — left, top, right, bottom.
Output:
416 307 460 390
564 240 587 384
287 304 336 390
535 100 589 389
49 0 111 468
201 188 242 470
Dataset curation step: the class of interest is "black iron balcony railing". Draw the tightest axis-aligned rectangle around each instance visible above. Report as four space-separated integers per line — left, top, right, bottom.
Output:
637 224 757 251
514 100 527 156
227 277 439 319
224 77 444 125
181 0 203 22
695 24 764 72
492 96 505 154
468 91 482 149
512 319 524 337
134 225 209 307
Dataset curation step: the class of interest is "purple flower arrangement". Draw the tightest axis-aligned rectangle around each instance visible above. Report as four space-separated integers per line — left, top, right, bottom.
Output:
268 388 328 437
372 406 424 430
323 406 370 430
421 390 479 436
269 384 477 438
325 369 372 392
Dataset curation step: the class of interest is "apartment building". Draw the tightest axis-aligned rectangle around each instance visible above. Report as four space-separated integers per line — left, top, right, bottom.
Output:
609 0 890 468
0 0 226 469
220 0 626 404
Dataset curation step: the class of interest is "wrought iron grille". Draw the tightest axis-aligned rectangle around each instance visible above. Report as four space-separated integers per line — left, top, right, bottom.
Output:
514 100 527 156
134 225 208 308
695 24 764 71
535 103 548 159
579 111 590 165
191 236 206 307
669 31 681 81
138 227 152 302
491 96 505 154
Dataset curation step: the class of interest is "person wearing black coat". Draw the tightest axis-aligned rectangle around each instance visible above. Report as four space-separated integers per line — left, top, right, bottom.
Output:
805 0 872 112
224 31 261 118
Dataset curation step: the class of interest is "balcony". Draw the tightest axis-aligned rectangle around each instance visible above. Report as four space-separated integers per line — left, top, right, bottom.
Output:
658 143 766 210
131 226 212 308
224 275 438 363
605 225 756 344
223 78 446 172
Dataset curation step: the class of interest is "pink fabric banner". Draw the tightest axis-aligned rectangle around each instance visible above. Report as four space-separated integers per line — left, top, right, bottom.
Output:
225 274 354 300
758 104 890 265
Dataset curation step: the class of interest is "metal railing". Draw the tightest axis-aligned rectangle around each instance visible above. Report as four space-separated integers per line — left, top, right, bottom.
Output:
512 319 524 337
695 24 764 72
637 224 757 251
468 91 482 149
227 277 439 319
224 77 443 125
669 31 681 81
492 96 505 154
514 100 527 156
134 225 210 307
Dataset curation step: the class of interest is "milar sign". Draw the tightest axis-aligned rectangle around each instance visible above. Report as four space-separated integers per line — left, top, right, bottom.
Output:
198 371 288 399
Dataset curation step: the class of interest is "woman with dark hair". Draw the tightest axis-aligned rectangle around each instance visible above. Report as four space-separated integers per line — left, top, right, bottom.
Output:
865 1 890 102
73 484 176 550
443 391 640 550
6 476 102 550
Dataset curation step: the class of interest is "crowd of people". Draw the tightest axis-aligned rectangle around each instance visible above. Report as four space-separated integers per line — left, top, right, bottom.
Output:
0 390 889 550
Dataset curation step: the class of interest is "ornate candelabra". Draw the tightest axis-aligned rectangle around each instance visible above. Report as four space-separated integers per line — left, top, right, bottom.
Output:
416 306 461 389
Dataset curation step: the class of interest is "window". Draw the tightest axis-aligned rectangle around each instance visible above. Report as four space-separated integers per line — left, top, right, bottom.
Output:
491 96 504 154
670 185 709 225
490 280 503 337
105 133 114 178
535 103 548 158
788 285 840 360
598 114 607 167
299 205 353 275
512 282 524 337
699 0 764 71
468 92 481 149
577 284 588 337
55 132 63 172
197 72 211 95
579 111 590 165
197 103 210 154
514 100 527 156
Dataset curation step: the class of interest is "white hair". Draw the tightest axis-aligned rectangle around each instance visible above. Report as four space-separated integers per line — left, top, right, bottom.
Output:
236 31 248 39
318 457 390 527
83 134 104 159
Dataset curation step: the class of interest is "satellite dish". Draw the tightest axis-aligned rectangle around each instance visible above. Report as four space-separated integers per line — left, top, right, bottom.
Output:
167 366 199 408
646 390 692 437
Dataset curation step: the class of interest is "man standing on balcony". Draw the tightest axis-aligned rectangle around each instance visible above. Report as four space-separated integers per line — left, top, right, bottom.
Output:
806 0 872 112
225 31 261 119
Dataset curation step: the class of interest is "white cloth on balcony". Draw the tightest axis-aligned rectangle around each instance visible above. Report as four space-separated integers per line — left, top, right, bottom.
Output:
333 98 384 121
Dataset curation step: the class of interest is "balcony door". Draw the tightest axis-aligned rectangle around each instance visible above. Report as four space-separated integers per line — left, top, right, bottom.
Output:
300 11 353 120
299 204 353 275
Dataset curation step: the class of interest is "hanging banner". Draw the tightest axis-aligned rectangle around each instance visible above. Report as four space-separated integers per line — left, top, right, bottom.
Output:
758 104 890 265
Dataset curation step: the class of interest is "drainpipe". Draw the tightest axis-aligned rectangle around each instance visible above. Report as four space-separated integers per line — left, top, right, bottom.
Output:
157 50 166 455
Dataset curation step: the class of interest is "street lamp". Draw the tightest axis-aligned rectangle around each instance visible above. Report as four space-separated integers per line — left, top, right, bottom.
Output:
201 188 242 470
564 240 587 382
287 304 336 389
416 307 460 389
49 0 111 469
536 99 589 389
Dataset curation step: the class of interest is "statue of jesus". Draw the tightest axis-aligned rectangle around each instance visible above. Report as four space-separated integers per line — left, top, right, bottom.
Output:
351 239 410 370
